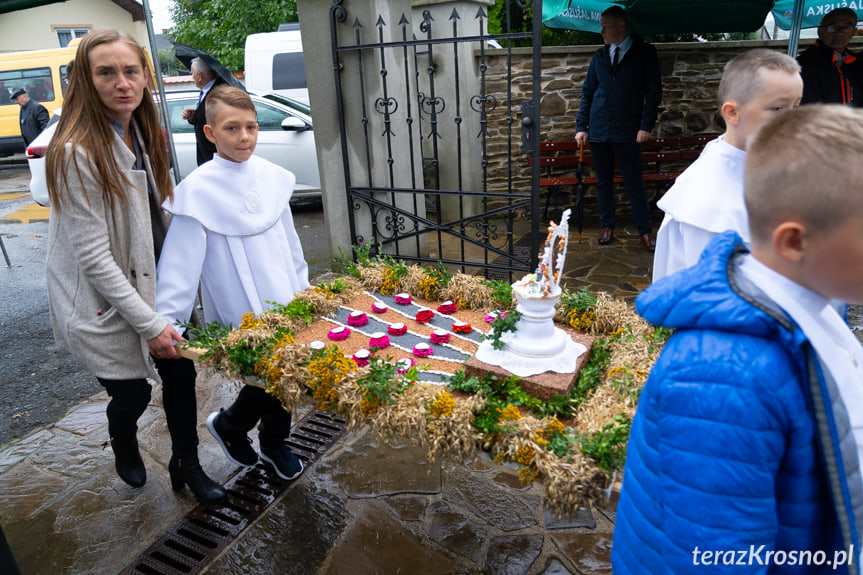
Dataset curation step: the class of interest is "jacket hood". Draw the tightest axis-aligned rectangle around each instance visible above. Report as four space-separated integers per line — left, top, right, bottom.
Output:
637 231 799 344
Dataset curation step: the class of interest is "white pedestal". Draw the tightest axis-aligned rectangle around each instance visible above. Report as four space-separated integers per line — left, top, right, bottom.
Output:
474 286 587 377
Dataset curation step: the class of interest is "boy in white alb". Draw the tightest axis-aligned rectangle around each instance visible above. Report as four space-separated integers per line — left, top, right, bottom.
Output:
652 49 803 281
156 85 309 480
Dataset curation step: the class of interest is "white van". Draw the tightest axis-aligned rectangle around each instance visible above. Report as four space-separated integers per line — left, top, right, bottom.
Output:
244 23 309 105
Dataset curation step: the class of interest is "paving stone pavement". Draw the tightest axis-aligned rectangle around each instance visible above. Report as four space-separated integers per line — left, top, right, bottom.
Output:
0 206 658 574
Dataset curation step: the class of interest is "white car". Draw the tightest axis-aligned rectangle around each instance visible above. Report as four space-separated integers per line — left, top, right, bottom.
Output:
26 89 321 206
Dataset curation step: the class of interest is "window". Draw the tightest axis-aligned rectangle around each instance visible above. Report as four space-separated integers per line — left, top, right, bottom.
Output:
272 53 307 91
167 99 195 133
55 28 90 48
0 67 55 104
255 101 292 130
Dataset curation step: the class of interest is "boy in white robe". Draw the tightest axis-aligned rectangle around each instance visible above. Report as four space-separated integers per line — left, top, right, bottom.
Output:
156 85 310 480
652 49 803 282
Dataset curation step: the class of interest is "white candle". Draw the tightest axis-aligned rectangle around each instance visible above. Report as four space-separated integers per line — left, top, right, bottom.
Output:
371 331 385 339
331 326 345 334
350 310 363 317
354 349 370 359
390 322 405 330
433 329 447 337
309 340 325 350
415 343 430 351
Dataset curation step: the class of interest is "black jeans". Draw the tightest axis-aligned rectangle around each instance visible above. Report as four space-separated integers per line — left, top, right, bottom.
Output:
154 356 200 458
590 141 652 236
97 377 152 443
221 385 292 448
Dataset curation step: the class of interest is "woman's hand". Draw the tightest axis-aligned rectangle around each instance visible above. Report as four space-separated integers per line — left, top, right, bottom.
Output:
148 324 184 360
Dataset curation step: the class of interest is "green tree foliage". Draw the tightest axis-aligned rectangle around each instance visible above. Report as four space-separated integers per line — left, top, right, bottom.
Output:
168 0 299 72
157 47 189 77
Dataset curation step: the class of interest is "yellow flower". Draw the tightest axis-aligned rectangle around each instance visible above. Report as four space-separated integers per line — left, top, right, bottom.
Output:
515 445 533 466
418 276 439 300
239 312 258 330
568 308 595 330
499 404 521 422
307 346 356 409
429 391 455 418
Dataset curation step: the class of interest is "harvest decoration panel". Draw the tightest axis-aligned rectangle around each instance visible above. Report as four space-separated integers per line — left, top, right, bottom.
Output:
180 256 668 517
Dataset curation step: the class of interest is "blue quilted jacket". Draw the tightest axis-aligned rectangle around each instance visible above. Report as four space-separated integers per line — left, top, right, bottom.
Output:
612 231 863 574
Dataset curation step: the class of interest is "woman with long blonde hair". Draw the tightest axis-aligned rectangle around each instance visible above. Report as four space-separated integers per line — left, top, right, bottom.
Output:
45 29 224 503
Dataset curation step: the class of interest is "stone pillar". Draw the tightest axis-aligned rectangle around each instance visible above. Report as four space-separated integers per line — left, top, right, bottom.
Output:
298 0 427 263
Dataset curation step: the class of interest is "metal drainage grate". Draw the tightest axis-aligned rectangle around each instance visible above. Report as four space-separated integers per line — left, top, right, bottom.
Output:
118 410 347 575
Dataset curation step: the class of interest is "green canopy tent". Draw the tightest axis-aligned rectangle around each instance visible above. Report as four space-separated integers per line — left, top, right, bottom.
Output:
772 0 863 30
542 0 824 55
542 0 775 35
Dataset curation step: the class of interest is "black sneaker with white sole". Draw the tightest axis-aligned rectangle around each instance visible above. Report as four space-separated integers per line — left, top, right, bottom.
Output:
260 444 304 480
206 410 258 467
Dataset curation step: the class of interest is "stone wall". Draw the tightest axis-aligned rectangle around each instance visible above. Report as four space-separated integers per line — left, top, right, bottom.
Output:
483 38 851 196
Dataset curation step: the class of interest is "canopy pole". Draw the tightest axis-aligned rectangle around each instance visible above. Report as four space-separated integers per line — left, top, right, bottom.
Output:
142 0 182 184
787 0 805 57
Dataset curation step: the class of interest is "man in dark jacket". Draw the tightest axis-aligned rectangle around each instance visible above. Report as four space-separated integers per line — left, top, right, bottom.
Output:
575 6 662 251
180 58 225 166
11 88 49 147
798 7 863 106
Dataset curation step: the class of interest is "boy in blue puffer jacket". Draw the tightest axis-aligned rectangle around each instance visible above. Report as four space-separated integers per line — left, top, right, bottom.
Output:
613 104 863 574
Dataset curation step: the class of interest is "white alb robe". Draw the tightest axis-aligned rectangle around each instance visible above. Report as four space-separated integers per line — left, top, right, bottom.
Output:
653 135 747 282
156 155 310 329
739 255 863 513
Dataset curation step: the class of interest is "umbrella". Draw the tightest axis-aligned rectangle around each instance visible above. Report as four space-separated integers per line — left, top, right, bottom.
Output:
575 140 585 241
772 1 863 30
542 0 775 36
171 41 245 90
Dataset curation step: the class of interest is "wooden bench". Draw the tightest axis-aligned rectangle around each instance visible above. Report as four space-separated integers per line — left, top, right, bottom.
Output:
528 135 720 218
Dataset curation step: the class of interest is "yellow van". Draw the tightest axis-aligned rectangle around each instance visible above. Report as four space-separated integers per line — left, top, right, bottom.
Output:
0 41 78 156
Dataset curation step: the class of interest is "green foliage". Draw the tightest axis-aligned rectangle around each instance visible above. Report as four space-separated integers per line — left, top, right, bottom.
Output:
571 335 613 405
559 287 597 316
180 320 232 351
482 310 522 351
157 47 189 77
334 244 372 278
224 326 293 377
318 278 351 294
646 326 672 353
380 253 410 281
481 278 513 309
268 299 315 325
427 261 453 288
445 368 485 394
575 415 631 473
542 414 631 474
168 0 298 72
357 355 420 406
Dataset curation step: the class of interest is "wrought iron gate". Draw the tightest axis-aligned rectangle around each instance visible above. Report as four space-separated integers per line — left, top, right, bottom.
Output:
329 0 543 280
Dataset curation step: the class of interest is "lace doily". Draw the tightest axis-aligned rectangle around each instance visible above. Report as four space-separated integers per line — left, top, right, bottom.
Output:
474 338 587 377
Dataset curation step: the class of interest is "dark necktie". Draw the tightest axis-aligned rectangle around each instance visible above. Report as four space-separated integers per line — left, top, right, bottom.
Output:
612 47 619 70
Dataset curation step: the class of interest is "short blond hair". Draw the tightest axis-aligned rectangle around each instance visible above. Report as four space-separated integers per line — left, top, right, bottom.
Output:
205 84 255 125
717 49 800 107
745 104 863 244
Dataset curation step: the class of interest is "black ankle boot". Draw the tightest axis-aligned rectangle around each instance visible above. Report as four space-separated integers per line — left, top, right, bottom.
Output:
169 454 227 504
111 438 146 488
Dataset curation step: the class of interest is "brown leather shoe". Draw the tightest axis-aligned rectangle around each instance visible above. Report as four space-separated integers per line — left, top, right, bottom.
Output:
640 233 656 252
598 227 614 245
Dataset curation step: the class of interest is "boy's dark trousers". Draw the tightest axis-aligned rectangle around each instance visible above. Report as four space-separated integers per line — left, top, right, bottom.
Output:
220 385 292 447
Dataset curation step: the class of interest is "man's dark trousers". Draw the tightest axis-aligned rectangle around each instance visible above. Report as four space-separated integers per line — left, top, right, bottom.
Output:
591 141 652 236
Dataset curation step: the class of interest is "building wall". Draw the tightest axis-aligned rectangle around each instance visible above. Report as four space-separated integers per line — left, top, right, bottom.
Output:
0 0 149 54
484 37 861 194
